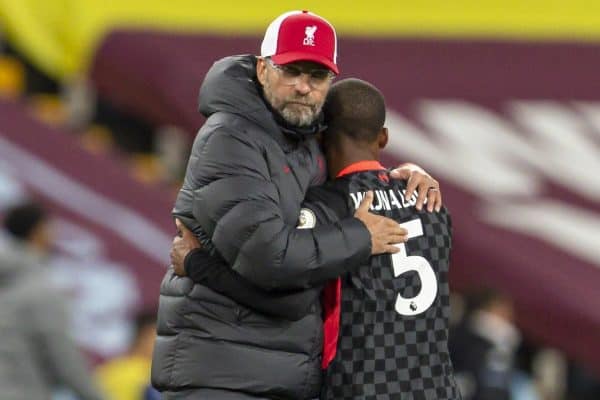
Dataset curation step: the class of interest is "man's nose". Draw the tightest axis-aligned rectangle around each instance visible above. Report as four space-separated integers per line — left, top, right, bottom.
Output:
293 74 312 94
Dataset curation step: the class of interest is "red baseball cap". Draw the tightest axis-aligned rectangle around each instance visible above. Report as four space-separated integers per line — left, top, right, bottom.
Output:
261 10 339 74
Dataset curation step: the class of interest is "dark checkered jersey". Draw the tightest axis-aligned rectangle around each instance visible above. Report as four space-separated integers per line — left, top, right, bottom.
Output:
302 161 461 400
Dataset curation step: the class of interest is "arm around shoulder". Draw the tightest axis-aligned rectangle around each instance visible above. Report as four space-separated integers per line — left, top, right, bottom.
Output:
190 126 371 290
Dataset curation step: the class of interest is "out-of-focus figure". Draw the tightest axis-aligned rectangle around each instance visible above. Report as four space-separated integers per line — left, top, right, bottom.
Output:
0 202 104 400
565 362 600 400
96 311 157 400
450 289 538 400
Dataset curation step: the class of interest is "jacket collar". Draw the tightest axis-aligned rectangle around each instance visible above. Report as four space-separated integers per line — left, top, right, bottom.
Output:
198 55 325 153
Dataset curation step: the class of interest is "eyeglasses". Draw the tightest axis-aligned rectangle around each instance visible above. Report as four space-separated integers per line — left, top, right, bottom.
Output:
266 58 335 89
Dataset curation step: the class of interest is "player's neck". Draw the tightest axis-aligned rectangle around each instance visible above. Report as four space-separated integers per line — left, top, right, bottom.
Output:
328 139 380 179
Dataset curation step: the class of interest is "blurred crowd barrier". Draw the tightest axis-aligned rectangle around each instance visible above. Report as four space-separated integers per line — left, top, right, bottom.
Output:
1 2 599 400
1 0 600 79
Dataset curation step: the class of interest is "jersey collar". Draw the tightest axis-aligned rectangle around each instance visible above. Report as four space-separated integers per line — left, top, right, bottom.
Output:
336 160 386 178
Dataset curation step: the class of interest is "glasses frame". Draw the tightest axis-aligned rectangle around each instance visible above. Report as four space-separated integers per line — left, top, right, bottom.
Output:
265 57 335 89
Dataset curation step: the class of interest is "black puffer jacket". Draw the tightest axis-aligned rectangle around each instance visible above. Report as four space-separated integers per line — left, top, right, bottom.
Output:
151 55 371 399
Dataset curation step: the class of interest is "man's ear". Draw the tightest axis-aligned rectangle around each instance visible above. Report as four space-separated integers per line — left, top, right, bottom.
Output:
378 127 389 149
256 57 267 86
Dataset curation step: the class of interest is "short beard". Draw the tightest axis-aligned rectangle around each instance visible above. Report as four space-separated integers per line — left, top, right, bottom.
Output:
263 78 323 127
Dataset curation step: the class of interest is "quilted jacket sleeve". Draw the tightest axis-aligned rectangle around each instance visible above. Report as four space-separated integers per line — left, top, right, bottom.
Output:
174 118 371 291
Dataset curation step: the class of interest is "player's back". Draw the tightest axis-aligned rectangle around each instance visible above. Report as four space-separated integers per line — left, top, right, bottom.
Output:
305 165 460 400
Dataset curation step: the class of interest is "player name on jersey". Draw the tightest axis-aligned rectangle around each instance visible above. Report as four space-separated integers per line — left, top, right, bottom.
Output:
349 189 419 211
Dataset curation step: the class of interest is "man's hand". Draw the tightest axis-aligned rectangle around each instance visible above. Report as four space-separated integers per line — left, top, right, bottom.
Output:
390 163 442 212
170 219 201 276
354 191 408 255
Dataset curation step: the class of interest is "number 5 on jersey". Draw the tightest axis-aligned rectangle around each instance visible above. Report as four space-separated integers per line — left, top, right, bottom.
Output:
391 219 438 316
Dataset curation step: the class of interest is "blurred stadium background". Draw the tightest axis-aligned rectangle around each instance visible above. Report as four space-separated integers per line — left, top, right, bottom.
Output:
0 1 599 399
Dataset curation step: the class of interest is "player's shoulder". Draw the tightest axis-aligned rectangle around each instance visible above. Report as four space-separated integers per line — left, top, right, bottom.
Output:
302 181 350 224
438 206 452 230
416 205 453 239
305 180 345 203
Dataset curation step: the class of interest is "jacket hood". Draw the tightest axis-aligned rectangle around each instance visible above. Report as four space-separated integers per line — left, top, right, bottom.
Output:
198 55 325 143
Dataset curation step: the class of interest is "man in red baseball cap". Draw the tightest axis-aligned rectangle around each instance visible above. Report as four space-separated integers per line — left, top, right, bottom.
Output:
257 10 339 129
152 10 442 400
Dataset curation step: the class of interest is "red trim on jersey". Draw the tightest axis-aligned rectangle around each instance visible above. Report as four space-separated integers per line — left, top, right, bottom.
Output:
336 160 386 178
322 159 386 369
321 277 341 369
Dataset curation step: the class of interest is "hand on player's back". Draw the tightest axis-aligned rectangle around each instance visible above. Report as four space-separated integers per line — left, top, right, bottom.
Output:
170 219 201 276
354 191 408 255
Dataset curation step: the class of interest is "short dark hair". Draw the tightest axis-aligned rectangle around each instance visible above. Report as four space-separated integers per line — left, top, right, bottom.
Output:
466 288 511 313
3 202 47 241
323 78 386 143
132 310 157 345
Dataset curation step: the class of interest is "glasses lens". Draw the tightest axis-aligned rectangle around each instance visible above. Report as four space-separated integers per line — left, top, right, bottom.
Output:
280 65 302 78
268 59 333 88
310 69 331 80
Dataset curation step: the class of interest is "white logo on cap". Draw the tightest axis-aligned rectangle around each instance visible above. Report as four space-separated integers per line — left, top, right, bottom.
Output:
303 25 317 46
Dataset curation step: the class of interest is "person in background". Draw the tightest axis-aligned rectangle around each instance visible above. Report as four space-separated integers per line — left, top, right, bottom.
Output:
96 311 157 400
0 201 104 400
566 363 600 400
450 289 538 400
